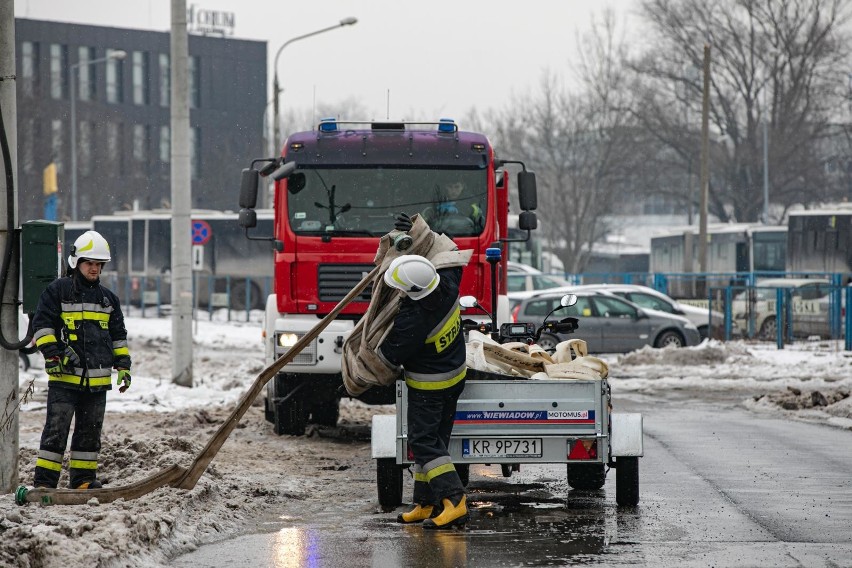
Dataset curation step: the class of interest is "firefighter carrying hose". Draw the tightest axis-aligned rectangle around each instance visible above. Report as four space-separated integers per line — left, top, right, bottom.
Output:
31 230 132 490
378 227 469 529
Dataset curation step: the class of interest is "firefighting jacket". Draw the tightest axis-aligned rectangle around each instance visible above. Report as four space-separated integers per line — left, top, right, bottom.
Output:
377 266 467 391
32 272 131 391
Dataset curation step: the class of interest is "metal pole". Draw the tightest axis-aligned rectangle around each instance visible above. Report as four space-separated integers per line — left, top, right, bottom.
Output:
698 45 711 277
271 18 357 149
762 87 770 223
171 0 193 387
0 0 19 494
70 68 77 220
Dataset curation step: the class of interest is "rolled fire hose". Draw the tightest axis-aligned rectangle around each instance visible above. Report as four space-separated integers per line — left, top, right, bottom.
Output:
15 265 381 506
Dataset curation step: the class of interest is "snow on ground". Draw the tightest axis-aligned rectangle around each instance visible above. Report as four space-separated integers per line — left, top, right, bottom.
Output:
2 313 851 567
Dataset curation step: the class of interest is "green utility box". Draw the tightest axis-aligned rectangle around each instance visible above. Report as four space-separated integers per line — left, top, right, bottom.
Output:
22 220 64 314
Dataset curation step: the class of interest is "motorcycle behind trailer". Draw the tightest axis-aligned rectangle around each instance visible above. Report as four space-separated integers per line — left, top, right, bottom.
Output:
371 291 644 509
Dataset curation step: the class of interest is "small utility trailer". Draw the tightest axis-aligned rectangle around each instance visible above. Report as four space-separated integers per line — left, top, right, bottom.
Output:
372 374 643 508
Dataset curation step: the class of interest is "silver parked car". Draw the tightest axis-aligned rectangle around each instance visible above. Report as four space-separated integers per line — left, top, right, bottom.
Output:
566 284 724 340
510 289 702 353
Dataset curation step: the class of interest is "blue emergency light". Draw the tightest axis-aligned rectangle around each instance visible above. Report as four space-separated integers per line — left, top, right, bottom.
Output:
319 118 338 132
438 118 456 133
486 247 502 261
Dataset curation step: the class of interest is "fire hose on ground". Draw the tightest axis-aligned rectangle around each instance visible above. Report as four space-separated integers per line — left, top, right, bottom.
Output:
15 265 380 506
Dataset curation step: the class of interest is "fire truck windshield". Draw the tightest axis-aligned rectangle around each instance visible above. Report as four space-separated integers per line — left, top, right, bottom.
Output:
287 167 488 237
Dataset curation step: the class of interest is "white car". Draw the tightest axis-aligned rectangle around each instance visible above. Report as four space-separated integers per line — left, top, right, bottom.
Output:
731 278 832 339
522 283 723 340
506 261 570 293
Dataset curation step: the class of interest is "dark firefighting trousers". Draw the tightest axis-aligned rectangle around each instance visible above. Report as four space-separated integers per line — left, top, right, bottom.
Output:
407 379 466 506
33 387 106 489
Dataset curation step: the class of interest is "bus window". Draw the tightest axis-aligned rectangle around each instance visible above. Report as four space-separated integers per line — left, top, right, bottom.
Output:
95 220 129 275
148 219 170 274
132 220 145 273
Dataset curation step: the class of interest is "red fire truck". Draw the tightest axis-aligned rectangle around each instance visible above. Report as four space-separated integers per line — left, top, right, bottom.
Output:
238 118 537 435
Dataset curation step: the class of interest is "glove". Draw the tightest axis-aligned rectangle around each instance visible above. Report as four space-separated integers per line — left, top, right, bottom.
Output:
63 346 81 368
116 369 131 393
45 355 64 377
393 212 413 232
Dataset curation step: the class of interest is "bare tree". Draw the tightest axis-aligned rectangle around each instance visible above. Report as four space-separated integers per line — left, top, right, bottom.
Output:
631 0 852 223
474 12 640 273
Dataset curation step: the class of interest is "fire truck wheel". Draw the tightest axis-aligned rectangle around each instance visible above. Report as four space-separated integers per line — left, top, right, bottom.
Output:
566 463 605 490
615 456 639 507
376 458 403 508
273 396 308 436
309 399 340 426
263 397 274 423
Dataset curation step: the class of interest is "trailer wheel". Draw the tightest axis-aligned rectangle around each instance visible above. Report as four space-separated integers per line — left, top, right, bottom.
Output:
310 399 340 426
456 464 470 487
615 456 639 507
566 463 605 490
377 458 403 508
273 395 308 436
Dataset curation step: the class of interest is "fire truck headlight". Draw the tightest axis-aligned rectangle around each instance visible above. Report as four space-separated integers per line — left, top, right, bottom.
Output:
277 333 300 349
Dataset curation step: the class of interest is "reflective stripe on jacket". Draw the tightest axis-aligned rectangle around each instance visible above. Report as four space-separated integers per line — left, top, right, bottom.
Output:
378 266 467 391
32 273 130 391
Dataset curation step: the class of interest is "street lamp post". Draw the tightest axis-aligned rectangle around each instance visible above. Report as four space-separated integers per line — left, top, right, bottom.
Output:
70 49 126 221
272 17 357 152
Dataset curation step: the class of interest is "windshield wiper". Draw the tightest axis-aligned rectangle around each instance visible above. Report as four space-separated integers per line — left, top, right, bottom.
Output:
321 229 376 238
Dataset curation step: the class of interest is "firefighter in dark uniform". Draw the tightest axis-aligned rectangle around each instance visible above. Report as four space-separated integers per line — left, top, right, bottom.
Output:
378 254 469 529
31 230 132 489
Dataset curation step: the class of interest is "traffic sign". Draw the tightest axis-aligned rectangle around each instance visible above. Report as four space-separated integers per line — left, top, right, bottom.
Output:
191 219 212 245
192 245 204 271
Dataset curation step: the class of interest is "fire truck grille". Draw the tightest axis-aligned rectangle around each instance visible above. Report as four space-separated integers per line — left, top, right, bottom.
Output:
277 335 317 365
318 264 375 302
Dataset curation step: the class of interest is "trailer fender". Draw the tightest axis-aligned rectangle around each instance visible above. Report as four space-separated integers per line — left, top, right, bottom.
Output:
610 413 643 457
372 414 397 459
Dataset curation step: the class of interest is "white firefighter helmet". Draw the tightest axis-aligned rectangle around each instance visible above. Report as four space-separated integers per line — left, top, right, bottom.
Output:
384 255 440 300
68 230 111 269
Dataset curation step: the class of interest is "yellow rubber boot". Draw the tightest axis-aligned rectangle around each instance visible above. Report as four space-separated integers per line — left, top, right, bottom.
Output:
397 504 435 524
423 495 468 530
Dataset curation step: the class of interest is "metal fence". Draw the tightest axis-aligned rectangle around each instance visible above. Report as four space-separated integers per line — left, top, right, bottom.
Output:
99 274 273 322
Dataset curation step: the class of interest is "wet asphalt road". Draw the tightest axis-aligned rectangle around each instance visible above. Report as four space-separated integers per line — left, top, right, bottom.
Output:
173 393 852 567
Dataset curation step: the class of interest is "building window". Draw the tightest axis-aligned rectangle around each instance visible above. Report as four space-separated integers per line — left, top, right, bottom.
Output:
190 127 200 179
22 119 36 173
159 125 170 163
51 119 64 172
159 53 170 107
21 41 39 96
132 51 149 105
77 47 97 102
189 56 200 108
49 44 68 100
106 49 124 103
107 122 123 174
79 121 93 175
132 124 149 163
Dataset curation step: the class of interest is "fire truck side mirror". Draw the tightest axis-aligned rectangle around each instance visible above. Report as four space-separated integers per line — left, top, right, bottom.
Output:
517 171 537 211
240 168 259 209
518 211 537 231
239 208 257 229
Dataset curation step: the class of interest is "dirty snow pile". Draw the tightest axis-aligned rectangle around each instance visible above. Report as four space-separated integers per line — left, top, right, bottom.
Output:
3 313 852 568
611 339 852 429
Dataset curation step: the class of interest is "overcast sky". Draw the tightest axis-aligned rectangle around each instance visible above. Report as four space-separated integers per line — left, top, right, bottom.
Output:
15 0 640 123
